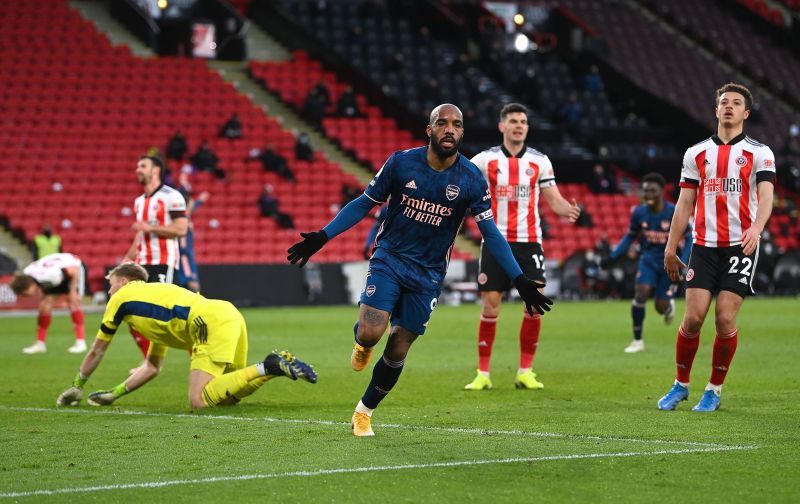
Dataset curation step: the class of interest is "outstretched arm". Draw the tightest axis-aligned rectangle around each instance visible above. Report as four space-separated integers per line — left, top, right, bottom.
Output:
477 219 523 279
87 350 165 406
609 233 634 262
323 194 379 239
288 193 377 267
56 338 111 406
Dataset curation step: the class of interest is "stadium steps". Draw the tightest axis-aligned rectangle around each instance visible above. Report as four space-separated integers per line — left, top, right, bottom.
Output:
623 0 797 118
243 19 292 62
208 60 374 187
0 227 32 271
68 0 155 58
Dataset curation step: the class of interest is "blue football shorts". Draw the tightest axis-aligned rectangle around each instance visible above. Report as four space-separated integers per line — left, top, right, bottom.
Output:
358 260 441 336
636 254 675 300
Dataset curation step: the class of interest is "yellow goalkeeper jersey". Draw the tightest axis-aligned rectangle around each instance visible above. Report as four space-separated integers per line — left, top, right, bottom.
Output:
96 281 208 351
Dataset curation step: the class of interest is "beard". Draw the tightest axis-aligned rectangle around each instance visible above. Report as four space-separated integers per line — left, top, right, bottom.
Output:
430 134 462 158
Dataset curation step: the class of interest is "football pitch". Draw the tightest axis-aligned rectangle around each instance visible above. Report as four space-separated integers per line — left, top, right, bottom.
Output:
1 298 798 502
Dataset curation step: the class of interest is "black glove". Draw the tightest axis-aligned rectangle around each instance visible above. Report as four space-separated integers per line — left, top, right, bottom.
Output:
599 257 614 269
513 275 553 316
287 230 328 267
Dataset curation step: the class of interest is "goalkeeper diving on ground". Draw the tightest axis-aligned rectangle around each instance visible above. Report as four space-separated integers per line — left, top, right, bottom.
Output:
56 263 317 409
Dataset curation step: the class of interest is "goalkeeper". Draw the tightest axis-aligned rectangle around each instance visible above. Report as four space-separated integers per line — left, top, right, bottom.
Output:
57 263 316 409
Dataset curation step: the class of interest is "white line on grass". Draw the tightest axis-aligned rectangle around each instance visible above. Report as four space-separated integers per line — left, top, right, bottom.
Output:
0 405 754 449
0 445 754 499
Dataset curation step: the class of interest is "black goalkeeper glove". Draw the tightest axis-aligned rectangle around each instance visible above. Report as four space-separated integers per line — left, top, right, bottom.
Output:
513 275 553 316
287 230 328 267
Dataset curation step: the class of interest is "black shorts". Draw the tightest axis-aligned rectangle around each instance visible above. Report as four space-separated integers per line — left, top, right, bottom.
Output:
685 244 758 298
478 242 546 292
43 264 86 296
142 264 177 284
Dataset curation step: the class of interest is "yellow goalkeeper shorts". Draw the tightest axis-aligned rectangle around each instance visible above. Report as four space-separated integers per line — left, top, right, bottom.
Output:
188 300 248 377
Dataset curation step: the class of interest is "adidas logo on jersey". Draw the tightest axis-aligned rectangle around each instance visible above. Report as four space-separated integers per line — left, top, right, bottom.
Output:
738 277 749 285
405 180 417 189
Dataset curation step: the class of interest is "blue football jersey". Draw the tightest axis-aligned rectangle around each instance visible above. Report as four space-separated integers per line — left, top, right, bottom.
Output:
624 202 688 259
364 147 493 290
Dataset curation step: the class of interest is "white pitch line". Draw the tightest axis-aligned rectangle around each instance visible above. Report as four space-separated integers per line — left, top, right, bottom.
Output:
0 445 754 499
0 406 753 450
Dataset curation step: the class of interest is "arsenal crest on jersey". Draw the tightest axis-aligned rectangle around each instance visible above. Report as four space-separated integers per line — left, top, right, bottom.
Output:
445 184 460 201
661 220 670 231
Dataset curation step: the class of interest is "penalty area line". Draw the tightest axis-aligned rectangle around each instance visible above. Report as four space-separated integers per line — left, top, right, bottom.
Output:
0 405 754 449
0 445 755 499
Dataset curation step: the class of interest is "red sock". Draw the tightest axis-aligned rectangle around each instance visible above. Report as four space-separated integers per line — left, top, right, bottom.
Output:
519 313 541 369
70 310 85 341
710 329 738 386
130 328 151 356
37 313 52 343
675 326 700 384
478 315 497 372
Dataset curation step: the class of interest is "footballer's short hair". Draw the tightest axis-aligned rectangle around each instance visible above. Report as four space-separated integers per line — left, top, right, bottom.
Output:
500 103 528 121
138 155 166 178
9 274 37 295
642 172 666 188
715 83 753 111
106 263 149 282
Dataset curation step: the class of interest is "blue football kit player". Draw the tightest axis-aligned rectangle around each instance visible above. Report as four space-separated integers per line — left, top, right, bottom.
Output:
288 104 552 436
602 173 691 353
177 190 208 293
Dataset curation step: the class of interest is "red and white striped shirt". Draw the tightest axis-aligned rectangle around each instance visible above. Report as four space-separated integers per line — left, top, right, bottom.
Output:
680 134 776 247
134 184 187 267
24 253 82 289
471 145 556 243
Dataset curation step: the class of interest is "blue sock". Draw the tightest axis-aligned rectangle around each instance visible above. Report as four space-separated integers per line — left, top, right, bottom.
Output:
361 355 404 409
631 302 645 340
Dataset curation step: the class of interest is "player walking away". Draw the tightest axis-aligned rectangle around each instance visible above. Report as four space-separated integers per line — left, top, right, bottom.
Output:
465 103 580 391
658 83 775 412
288 104 553 437
56 263 317 409
600 173 691 353
124 155 188 355
11 253 87 354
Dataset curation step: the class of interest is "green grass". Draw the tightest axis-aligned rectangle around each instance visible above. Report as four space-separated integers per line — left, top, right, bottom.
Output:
1 298 798 502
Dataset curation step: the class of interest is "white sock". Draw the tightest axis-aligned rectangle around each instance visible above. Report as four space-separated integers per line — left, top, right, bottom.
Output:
676 379 689 388
705 383 722 395
254 362 266 376
479 370 490 378
355 400 374 416
517 368 530 375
